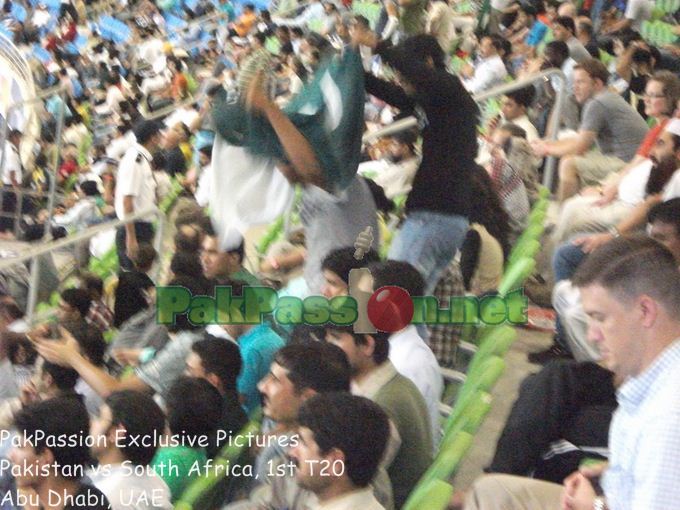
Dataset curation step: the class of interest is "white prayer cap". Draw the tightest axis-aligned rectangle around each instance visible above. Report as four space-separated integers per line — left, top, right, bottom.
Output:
665 118 680 137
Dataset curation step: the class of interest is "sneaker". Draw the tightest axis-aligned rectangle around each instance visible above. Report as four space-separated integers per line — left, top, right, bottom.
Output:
527 343 572 364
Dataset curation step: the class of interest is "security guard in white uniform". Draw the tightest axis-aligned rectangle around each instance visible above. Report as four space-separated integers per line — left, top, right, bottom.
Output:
114 120 162 270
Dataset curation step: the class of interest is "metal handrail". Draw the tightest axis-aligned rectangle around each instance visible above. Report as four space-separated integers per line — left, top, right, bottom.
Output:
361 68 567 191
0 208 165 322
0 85 68 239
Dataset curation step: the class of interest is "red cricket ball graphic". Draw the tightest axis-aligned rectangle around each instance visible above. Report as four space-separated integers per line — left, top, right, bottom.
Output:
367 286 414 333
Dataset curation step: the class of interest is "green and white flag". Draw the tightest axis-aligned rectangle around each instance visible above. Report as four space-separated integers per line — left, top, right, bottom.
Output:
208 47 366 250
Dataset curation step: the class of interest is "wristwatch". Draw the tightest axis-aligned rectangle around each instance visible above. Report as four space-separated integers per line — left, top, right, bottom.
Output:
593 496 608 510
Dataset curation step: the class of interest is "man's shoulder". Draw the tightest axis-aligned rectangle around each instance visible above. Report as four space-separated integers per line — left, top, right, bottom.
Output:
376 371 427 406
244 325 284 349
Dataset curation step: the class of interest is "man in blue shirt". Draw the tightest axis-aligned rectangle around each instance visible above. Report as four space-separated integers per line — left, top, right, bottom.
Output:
226 321 285 415
462 235 680 510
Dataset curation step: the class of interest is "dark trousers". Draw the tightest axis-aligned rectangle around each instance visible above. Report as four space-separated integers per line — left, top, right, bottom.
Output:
59 3 79 22
488 361 617 484
115 221 154 271
0 189 16 232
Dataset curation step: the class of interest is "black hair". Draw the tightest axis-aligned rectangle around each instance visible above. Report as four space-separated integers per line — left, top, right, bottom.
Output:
321 247 380 285
166 376 223 440
64 320 106 367
253 32 266 45
399 34 446 70
274 343 351 394
132 243 157 271
61 288 91 318
468 165 511 259
505 85 535 108
42 361 80 390
79 272 104 298
170 251 204 279
198 145 213 159
106 390 166 465
297 393 390 487
367 260 425 296
151 150 167 172
191 334 242 390
325 326 391 364
648 198 680 236
555 15 576 35
79 180 99 197
544 40 570 65
14 396 90 479
174 224 202 253
166 275 210 332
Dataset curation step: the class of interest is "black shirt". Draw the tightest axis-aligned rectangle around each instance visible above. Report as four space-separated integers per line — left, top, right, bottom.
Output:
164 146 187 177
63 482 112 510
208 391 249 458
364 41 480 217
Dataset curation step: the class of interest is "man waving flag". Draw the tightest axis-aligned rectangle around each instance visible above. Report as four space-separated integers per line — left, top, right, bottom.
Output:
207 47 365 251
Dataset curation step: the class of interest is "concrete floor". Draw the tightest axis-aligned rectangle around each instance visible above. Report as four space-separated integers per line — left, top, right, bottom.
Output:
452 327 553 490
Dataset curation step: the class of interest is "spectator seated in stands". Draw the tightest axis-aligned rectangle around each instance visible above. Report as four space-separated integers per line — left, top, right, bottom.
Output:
324 325 433 508
89 390 173 510
531 59 649 203
551 71 680 244
464 236 680 510
358 128 421 200
184 335 248 458
461 34 509 94
484 123 531 239
8 396 111 510
289 393 391 510
359 260 444 449
150 376 223 502
79 272 114 333
319 246 379 299
486 360 616 484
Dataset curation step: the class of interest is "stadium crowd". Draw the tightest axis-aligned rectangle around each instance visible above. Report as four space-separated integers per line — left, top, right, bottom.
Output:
0 0 679 506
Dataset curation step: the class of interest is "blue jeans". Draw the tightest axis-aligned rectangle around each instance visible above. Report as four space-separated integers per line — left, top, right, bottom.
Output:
552 239 588 282
388 211 469 296
552 238 588 349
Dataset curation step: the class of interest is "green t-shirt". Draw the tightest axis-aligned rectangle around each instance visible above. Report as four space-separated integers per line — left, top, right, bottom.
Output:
151 446 207 501
231 268 261 287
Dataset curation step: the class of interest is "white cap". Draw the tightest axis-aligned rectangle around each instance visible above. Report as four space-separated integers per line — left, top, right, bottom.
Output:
665 118 680 137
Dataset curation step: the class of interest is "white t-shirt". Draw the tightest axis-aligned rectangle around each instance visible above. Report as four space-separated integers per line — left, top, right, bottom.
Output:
491 0 512 10
1 141 21 185
625 0 653 31
89 465 173 510
114 144 157 220
662 168 680 201
617 159 652 205
503 114 539 142
464 55 508 95
388 325 444 451
106 132 137 161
